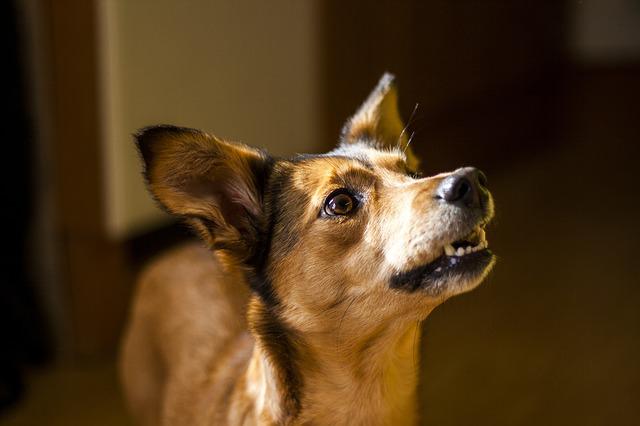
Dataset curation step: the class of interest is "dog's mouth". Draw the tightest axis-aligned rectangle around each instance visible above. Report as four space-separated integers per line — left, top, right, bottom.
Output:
390 225 494 293
443 226 488 257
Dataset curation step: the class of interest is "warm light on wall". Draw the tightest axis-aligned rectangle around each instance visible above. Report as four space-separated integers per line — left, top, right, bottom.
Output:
97 0 322 238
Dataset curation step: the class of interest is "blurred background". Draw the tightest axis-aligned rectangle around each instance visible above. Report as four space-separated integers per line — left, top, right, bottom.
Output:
2 0 639 424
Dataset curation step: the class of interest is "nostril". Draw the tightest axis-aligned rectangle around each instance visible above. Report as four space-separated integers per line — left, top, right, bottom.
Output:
453 179 472 202
438 175 473 203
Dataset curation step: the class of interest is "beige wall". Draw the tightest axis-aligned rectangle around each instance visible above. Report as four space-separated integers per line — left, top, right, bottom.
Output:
571 0 640 62
98 0 321 238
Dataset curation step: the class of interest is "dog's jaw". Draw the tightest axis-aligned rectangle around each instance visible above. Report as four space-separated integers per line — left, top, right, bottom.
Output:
388 218 495 297
390 248 496 297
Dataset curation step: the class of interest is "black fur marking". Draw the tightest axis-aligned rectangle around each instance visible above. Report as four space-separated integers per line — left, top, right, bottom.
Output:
390 250 494 292
248 154 377 306
246 161 292 308
246 163 307 418
251 301 304 421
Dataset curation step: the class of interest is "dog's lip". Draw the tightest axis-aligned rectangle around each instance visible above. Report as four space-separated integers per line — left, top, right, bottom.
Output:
390 222 494 292
431 247 494 278
389 247 494 292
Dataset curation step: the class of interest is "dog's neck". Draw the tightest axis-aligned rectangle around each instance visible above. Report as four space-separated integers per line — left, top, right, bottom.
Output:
243 296 423 425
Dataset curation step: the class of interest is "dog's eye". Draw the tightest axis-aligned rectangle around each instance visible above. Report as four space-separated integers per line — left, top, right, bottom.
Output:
324 190 356 216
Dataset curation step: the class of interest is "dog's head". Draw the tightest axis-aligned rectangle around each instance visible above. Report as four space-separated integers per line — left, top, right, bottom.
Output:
137 74 494 333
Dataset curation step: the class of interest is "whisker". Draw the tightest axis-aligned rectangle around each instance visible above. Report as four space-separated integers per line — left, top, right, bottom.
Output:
335 296 358 354
397 102 420 150
404 131 416 154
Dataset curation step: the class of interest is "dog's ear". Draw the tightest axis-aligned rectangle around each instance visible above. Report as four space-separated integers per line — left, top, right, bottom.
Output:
340 73 419 170
135 125 272 258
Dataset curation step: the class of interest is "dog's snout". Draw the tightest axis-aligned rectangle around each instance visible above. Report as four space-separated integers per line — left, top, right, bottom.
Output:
436 167 488 208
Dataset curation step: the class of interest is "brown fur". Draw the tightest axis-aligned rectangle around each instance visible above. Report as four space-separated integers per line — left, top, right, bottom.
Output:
120 74 495 425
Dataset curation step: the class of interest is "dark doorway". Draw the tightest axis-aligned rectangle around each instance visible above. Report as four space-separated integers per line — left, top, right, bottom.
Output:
0 0 52 414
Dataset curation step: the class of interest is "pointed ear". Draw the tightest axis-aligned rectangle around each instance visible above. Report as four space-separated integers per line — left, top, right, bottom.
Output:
340 73 419 170
135 125 272 258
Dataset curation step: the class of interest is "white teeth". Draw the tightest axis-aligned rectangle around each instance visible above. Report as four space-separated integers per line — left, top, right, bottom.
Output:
443 228 490 257
444 244 455 256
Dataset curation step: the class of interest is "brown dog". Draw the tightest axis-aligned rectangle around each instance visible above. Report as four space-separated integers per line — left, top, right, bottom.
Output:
120 74 495 425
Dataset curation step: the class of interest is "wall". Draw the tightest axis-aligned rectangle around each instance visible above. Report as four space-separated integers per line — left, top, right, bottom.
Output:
571 0 640 62
98 0 321 238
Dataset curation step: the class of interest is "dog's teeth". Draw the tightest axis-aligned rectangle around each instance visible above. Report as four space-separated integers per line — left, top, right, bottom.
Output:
445 234 489 258
444 244 455 256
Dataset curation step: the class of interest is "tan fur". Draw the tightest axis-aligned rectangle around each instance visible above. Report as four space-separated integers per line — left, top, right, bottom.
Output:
120 74 495 425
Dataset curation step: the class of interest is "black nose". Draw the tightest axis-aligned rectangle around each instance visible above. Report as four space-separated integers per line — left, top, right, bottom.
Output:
436 167 488 208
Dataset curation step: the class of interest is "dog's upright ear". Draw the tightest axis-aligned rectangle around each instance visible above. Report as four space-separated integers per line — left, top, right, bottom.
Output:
135 125 272 259
340 73 419 170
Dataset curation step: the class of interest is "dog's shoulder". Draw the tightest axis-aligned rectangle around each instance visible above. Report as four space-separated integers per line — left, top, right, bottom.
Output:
133 241 216 308
122 241 254 424
131 241 251 359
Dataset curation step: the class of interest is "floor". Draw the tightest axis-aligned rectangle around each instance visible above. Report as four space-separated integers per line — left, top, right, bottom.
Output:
2 67 639 425
1 362 130 426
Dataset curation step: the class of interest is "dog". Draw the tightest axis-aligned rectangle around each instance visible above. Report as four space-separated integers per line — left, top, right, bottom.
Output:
120 73 495 425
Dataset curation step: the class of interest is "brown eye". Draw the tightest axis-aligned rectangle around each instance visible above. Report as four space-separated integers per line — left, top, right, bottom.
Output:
324 190 356 216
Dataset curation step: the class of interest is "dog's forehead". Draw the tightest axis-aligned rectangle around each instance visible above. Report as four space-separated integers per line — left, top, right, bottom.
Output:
329 142 407 169
286 145 405 192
